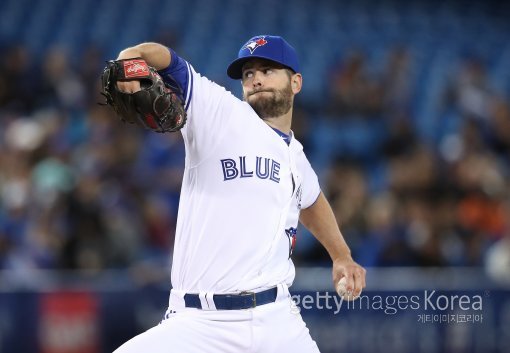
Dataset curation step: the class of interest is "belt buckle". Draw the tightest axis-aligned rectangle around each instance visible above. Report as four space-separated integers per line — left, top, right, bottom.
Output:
239 291 257 308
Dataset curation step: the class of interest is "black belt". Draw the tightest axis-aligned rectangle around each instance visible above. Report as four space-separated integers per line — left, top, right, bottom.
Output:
184 287 278 310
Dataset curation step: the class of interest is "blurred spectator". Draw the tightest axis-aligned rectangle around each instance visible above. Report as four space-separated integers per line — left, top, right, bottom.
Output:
444 56 495 122
381 46 414 116
39 47 86 110
78 45 107 106
0 45 35 113
382 116 419 158
60 173 109 271
388 143 439 195
326 50 384 118
324 161 369 260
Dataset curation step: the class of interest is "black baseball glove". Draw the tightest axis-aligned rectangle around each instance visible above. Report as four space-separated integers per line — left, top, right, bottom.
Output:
100 58 186 133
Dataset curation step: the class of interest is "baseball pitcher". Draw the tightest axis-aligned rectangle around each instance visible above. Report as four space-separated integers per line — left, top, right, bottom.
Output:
101 35 366 353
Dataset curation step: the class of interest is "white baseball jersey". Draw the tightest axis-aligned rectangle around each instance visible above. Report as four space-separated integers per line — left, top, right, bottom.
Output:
158 49 321 294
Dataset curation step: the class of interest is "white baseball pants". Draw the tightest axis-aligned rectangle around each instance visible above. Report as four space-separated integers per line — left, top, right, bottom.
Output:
113 284 320 353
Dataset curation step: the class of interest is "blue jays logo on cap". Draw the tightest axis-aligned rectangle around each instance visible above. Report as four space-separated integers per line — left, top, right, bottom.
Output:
227 35 300 80
243 37 268 54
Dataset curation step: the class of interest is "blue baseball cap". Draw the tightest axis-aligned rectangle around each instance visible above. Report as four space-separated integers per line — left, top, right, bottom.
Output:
227 35 300 80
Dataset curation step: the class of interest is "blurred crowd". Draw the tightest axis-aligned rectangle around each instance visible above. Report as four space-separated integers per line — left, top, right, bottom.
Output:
0 38 509 277
0 45 184 273
297 47 510 275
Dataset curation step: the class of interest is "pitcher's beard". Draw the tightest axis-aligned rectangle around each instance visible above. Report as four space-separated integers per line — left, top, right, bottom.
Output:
245 84 293 119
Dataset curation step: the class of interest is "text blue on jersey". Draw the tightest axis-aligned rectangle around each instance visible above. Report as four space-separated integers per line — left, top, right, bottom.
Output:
221 157 280 182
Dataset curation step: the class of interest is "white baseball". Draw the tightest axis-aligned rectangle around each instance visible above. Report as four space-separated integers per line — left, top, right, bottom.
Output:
336 277 361 301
